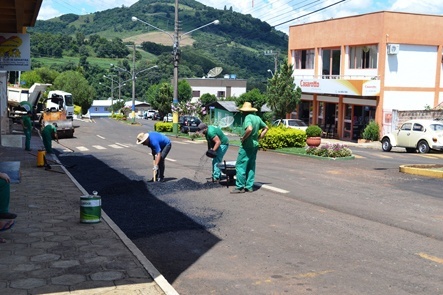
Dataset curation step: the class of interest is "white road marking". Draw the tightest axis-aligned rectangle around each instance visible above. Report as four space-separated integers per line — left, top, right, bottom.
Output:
116 142 131 147
109 144 123 149
97 135 105 139
92 145 106 150
76 146 89 151
149 152 176 162
256 183 289 194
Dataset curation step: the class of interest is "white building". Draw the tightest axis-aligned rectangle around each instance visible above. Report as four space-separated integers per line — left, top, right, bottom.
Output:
184 78 247 103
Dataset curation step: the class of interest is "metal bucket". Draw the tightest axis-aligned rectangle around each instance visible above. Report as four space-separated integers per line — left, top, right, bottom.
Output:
80 191 101 223
37 149 46 167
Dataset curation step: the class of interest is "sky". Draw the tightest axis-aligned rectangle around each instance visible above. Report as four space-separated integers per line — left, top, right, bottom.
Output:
38 0 443 34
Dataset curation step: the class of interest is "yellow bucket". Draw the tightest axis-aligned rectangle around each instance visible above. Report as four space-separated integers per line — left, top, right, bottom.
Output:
37 150 46 167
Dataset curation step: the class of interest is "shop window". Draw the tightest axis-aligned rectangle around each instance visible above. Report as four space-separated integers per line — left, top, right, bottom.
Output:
294 49 315 69
217 91 225 98
349 45 378 69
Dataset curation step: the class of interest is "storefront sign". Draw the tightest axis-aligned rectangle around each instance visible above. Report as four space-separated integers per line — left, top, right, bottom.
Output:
295 78 380 96
0 33 31 71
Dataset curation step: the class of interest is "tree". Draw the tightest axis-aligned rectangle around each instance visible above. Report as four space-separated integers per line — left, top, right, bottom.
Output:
200 93 217 106
178 80 192 103
146 83 173 117
237 88 267 112
52 71 95 114
266 62 301 119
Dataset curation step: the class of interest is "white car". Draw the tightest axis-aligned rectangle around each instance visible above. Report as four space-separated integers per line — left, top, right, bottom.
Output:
163 113 173 122
272 119 308 131
381 119 443 153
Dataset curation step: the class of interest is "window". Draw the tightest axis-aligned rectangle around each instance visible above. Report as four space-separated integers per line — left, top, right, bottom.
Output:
413 124 424 132
192 90 200 97
401 123 412 131
294 49 315 69
349 45 378 69
217 91 225 98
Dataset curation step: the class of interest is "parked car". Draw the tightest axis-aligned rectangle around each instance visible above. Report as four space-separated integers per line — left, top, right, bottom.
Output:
272 119 308 131
144 110 157 119
163 113 173 122
153 112 160 120
381 119 443 153
179 115 201 133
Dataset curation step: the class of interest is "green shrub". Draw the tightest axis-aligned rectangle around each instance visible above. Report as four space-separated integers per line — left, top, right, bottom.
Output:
306 143 352 158
260 126 306 149
361 120 380 141
305 125 323 137
154 122 173 132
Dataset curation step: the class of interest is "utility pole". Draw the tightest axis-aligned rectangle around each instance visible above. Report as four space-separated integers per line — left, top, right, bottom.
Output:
172 0 180 133
264 50 279 74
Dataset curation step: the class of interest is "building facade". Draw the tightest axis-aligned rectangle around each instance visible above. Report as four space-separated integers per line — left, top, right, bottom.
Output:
288 11 443 141
184 78 247 103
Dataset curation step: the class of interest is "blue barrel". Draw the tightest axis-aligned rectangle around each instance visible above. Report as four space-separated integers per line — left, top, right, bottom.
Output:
80 191 101 223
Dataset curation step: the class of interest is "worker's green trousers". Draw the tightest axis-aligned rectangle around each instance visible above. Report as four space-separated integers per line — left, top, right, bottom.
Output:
234 146 258 191
24 128 31 150
42 133 53 153
0 179 10 214
212 144 229 180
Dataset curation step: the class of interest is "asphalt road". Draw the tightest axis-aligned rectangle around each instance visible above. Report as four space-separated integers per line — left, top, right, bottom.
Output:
55 118 443 295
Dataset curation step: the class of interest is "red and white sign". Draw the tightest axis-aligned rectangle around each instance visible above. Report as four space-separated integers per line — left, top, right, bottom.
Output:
295 78 380 96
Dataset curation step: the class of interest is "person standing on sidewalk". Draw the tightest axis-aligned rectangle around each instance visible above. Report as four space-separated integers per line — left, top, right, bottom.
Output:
231 102 268 194
41 123 59 154
197 123 229 182
136 132 172 182
22 111 33 151
0 171 17 221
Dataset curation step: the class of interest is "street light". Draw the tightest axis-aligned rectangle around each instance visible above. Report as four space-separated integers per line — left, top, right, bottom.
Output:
132 6 219 133
99 81 127 113
111 60 158 124
103 74 117 113
267 69 274 76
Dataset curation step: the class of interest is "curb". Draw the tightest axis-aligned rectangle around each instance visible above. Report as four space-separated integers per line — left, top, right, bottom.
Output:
399 164 443 178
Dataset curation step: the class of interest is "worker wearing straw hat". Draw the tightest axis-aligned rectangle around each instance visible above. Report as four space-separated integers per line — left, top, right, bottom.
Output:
136 132 171 182
231 102 268 193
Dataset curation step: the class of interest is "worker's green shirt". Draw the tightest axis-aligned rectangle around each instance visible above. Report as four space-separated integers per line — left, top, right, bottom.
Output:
206 126 229 149
242 114 267 149
22 115 32 130
42 124 57 137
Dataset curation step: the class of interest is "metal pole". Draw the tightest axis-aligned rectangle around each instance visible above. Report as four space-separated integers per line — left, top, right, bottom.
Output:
111 78 114 114
132 43 136 124
172 0 179 134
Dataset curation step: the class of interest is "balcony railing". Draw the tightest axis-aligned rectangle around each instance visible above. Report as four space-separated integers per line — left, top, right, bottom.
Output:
294 74 380 80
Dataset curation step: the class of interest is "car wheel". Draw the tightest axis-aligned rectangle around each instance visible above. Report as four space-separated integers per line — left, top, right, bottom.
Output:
381 137 392 152
405 148 416 153
417 140 430 153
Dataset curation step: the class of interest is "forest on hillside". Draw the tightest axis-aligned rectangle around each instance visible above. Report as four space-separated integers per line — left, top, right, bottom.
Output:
20 0 289 112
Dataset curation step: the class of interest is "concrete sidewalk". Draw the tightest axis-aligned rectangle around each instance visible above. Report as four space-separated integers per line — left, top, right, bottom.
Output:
0 126 176 294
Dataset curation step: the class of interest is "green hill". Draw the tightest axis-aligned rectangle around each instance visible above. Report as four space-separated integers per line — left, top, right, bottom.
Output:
28 0 288 96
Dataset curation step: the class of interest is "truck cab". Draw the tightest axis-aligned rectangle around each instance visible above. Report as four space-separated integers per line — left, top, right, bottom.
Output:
46 90 74 119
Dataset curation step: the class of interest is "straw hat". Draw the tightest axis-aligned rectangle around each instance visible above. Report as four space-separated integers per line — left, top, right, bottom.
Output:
238 102 257 112
136 133 149 144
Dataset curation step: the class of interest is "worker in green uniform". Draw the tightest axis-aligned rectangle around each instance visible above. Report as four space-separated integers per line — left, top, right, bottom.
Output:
231 102 268 194
41 123 59 154
198 123 229 182
21 111 32 151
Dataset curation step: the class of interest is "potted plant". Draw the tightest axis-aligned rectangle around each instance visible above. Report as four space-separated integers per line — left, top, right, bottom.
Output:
305 124 323 147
